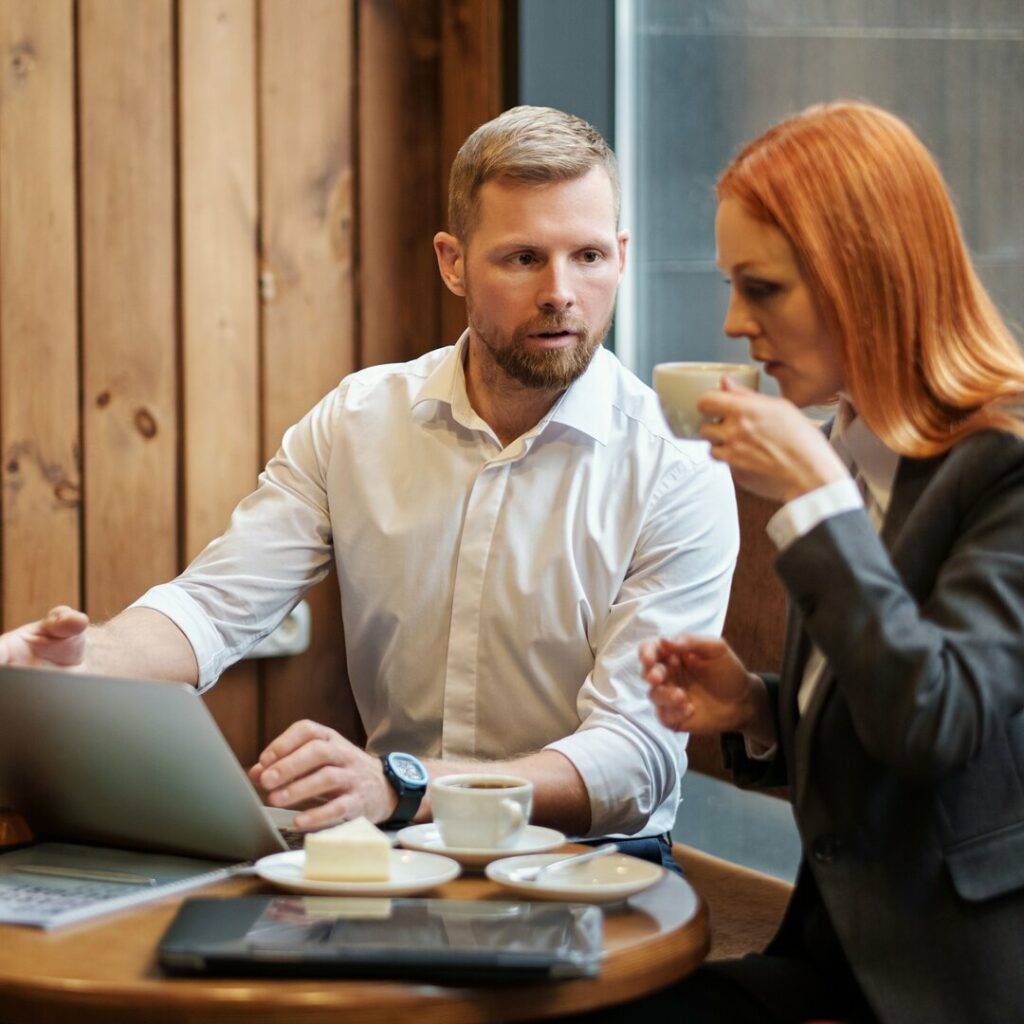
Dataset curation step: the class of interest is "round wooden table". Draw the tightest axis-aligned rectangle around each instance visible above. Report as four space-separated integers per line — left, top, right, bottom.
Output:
0 858 708 1023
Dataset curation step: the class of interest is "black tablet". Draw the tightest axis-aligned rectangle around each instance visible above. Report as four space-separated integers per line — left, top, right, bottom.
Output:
158 896 603 983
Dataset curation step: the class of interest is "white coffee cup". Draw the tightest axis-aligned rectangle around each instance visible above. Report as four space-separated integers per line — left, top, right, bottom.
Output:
653 361 760 439
429 773 533 850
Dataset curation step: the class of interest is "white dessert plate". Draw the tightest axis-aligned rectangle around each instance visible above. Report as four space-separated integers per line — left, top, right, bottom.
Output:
254 848 460 896
395 823 566 867
485 852 664 903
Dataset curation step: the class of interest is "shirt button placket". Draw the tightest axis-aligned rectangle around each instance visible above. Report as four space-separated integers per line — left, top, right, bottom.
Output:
440 457 512 758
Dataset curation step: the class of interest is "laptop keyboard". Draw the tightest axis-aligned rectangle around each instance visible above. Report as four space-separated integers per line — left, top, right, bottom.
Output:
0 877 128 916
280 828 306 851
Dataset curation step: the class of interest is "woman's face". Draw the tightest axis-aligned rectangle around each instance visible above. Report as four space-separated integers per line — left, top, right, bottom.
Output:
715 198 845 408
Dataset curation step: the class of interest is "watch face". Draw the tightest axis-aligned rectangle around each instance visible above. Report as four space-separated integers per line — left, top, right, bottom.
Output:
390 753 428 786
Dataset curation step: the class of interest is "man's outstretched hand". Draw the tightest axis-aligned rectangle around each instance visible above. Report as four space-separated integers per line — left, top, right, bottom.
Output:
0 606 89 670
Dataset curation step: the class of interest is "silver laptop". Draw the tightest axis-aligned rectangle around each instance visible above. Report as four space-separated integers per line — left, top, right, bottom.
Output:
0 665 288 862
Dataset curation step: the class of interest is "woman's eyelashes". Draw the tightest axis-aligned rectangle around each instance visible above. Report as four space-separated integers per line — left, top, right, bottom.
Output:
738 277 782 302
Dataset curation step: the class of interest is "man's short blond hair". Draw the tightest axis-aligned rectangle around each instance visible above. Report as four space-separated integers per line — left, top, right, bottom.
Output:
448 105 620 241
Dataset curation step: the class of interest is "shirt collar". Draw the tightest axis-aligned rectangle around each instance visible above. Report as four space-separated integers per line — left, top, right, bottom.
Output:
411 332 482 430
831 401 900 514
546 345 612 445
411 332 612 446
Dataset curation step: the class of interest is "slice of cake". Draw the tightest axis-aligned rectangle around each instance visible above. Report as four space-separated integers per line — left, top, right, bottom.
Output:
302 816 391 882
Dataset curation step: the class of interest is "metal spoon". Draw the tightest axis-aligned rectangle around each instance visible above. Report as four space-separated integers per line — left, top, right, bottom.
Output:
507 842 619 883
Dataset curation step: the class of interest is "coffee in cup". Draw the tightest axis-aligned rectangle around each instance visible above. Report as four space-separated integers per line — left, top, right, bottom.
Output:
429 773 533 850
652 361 759 439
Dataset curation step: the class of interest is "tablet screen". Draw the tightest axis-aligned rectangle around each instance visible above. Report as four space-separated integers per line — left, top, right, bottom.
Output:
159 896 603 982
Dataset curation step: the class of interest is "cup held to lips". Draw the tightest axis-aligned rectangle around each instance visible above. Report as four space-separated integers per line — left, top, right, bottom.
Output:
429 774 533 850
653 361 760 439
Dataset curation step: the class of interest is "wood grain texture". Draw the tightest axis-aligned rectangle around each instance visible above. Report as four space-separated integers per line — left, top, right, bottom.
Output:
0 866 708 1022
78 0 178 620
0 0 514 766
721 489 787 673
258 0 359 749
438 0 506 345
359 0 443 363
675 842 790 960
179 0 261 764
0 807 32 848
259 0 355 446
688 487 789 791
0 0 81 627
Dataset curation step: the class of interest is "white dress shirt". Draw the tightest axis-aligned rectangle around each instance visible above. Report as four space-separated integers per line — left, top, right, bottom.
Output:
134 335 738 837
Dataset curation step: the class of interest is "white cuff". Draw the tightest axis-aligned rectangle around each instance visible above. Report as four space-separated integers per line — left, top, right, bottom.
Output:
130 585 228 692
545 728 681 838
766 478 862 552
743 734 778 761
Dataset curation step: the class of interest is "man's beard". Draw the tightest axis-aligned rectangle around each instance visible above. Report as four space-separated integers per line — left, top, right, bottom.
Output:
469 311 612 391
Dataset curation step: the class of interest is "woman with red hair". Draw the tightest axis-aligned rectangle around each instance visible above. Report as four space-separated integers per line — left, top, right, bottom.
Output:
600 103 1024 1023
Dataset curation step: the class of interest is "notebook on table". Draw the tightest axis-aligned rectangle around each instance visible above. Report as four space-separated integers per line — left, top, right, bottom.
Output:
0 664 289 927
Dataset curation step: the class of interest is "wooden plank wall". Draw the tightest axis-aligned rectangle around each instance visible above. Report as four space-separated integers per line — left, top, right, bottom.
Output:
0 1 80 628
0 0 506 764
259 0 357 753
179 0 261 759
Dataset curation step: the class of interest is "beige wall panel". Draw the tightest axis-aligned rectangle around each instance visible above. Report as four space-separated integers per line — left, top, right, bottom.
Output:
439 0 506 346
359 0 443 363
0 0 81 628
179 0 261 765
259 0 359 748
79 0 178 621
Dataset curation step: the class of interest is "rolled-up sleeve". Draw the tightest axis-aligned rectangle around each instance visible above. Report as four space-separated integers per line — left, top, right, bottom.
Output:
131 388 340 690
548 455 738 836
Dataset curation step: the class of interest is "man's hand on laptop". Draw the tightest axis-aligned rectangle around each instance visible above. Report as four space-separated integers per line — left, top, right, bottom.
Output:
0 606 89 670
249 719 398 830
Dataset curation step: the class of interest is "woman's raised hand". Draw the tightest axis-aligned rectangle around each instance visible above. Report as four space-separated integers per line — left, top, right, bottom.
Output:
640 634 775 747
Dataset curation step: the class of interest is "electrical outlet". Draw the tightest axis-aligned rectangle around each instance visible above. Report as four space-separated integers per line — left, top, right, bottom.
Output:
244 600 312 659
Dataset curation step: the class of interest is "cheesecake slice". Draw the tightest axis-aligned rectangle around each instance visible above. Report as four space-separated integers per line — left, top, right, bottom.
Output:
302 816 391 882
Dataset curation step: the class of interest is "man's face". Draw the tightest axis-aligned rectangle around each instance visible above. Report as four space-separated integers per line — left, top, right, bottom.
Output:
442 168 627 391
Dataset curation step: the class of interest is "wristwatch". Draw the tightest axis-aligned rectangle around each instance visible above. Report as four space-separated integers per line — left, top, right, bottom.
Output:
380 752 429 828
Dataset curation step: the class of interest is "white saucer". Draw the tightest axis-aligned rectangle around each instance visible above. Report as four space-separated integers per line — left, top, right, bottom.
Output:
254 848 461 896
395 823 566 867
485 852 664 903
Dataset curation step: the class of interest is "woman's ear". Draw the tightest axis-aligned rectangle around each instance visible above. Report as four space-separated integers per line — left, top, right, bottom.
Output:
433 232 466 297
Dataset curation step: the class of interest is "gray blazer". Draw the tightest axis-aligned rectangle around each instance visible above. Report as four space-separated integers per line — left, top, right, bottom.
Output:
724 426 1024 1024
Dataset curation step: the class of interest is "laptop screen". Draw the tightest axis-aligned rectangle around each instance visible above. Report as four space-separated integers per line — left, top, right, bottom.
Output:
0 665 286 861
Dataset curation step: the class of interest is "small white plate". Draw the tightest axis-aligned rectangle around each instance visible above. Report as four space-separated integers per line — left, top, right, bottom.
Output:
396 823 566 867
485 853 664 903
254 848 460 896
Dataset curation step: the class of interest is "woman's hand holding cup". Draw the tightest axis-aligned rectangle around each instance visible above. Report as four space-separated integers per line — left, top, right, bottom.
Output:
698 379 849 502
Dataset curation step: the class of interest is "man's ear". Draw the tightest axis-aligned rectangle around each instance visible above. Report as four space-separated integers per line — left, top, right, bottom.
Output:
433 232 466 297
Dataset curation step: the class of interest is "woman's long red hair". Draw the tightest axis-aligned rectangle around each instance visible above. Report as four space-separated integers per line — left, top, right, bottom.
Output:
717 101 1024 456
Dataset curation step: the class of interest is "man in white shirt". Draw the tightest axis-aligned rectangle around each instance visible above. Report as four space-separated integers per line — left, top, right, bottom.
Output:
0 107 737 849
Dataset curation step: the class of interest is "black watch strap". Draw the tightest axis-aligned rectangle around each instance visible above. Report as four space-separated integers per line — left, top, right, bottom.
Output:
380 753 428 828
